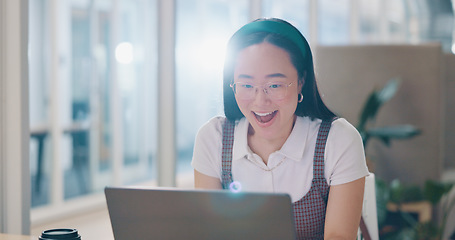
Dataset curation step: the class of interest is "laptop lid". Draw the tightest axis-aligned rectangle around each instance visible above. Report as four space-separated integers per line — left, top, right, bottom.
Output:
105 187 296 240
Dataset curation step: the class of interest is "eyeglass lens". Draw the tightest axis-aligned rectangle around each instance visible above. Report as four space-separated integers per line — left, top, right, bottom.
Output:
232 82 292 100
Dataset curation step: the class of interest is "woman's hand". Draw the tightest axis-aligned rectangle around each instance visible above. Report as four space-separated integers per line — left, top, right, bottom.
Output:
324 177 366 240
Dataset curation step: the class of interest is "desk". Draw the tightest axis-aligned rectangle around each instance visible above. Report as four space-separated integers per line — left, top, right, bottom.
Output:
0 234 35 240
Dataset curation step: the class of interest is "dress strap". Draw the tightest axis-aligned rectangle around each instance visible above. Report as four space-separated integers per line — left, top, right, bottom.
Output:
313 118 336 180
293 117 336 239
221 118 235 189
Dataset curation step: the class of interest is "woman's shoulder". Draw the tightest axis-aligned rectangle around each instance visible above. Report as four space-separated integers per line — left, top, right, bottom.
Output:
331 118 361 137
300 116 361 140
196 116 226 138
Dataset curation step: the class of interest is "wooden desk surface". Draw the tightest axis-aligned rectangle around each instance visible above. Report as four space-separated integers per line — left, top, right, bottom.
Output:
0 233 35 240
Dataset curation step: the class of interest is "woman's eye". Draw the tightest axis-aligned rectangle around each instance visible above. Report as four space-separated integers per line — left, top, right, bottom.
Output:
242 84 254 89
269 84 282 89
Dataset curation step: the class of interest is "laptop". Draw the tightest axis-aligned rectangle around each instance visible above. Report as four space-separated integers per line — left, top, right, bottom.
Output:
105 186 296 240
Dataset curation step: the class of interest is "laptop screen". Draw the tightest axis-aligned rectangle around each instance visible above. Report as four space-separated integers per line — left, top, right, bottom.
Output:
105 187 296 240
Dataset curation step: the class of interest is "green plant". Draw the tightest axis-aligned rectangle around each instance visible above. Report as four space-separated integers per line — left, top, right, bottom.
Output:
356 78 421 148
355 78 421 238
377 179 454 240
356 77 421 231
357 78 455 239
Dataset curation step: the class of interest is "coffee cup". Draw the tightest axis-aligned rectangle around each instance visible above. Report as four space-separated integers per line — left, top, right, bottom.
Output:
39 228 81 240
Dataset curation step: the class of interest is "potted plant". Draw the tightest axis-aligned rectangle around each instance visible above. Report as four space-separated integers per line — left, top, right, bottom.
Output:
355 78 455 239
354 78 418 238
378 179 454 240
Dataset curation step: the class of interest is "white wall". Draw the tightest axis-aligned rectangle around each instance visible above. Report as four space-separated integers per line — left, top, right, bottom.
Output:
315 44 448 185
0 0 30 235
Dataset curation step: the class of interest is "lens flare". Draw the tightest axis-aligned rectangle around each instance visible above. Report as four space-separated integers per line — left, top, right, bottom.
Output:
229 181 242 193
115 42 134 64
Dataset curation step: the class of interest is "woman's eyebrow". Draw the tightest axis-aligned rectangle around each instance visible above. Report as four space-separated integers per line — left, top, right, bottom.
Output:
237 73 287 79
266 73 287 78
237 74 253 79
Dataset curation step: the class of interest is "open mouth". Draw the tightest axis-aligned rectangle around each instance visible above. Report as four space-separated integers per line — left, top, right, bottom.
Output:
253 111 277 124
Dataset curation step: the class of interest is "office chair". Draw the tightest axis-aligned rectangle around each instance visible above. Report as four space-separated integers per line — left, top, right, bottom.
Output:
358 173 379 240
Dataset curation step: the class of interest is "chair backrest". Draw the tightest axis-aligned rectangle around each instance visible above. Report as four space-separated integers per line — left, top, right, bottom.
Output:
358 173 379 240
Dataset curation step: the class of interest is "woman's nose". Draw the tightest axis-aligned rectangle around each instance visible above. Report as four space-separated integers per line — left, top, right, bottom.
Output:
253 86 271 102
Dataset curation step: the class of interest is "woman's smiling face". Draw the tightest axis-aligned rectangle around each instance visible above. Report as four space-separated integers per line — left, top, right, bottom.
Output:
233 42 302 140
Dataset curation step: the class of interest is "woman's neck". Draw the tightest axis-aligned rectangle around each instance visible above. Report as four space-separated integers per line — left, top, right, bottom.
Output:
247 117 296 164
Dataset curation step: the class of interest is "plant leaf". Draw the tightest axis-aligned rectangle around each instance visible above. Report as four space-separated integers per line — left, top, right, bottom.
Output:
377 78 401 103
357 78 401 131
423 180 454 205
375 178 390 226
357 92 380 131
389 179 404 203
379 136 391 146
367 125 421 139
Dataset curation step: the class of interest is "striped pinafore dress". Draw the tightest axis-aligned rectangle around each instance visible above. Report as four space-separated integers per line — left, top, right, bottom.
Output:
221 118 333 240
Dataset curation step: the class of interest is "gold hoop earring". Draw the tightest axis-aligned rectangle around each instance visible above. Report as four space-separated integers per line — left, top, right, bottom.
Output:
298 93 303 103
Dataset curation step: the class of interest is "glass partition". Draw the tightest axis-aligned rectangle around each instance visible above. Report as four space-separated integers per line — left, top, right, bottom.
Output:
318 0 350 45
115 0 158 185
29 0 52 207
263 0 310 38
29 0 158 207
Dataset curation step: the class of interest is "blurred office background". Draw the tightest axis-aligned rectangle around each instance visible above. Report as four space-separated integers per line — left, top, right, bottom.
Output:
1 0 455 238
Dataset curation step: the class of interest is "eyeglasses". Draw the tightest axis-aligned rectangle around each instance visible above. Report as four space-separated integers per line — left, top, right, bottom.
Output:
230 81 294 100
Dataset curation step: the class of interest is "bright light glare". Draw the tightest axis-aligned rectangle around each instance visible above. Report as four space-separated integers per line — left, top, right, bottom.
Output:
199 38 226 62
452 44 455 54
115 42 134 64
191 37 227 75
229 181 242 193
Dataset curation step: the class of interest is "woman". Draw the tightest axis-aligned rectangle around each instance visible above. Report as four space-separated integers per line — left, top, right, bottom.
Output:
192 18 369 239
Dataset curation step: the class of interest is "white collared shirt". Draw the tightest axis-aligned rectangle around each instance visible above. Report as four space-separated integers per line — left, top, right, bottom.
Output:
192 116 369 202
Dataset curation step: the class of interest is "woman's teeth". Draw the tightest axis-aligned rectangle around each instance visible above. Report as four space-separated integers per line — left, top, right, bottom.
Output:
253 111 277 123
254 111 274 116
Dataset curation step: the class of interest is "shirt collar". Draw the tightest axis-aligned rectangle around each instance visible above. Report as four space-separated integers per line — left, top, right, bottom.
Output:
232 117 250 161
231 116 314 162
279 116 314 161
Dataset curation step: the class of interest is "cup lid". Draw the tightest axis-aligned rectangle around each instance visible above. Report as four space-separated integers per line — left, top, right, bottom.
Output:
40 228 80 239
